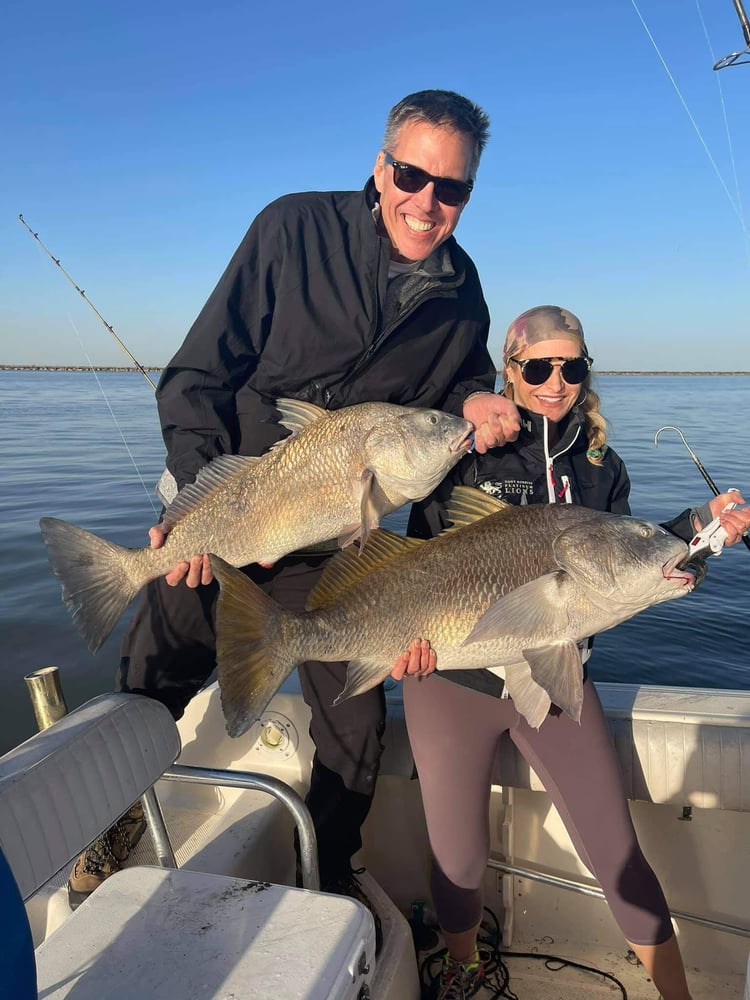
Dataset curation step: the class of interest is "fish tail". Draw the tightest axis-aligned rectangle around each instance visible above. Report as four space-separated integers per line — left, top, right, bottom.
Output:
39 517 145 654
210 554 301 738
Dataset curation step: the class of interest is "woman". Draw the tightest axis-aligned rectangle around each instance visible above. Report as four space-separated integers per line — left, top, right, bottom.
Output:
404 305 750 1000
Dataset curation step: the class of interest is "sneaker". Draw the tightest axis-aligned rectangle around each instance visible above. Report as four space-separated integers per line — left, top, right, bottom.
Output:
432 951 485 1000
67 801 147 910
322 867 383 955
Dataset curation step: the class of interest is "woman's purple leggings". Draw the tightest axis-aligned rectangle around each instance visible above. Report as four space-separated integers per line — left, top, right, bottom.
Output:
403 675 673 945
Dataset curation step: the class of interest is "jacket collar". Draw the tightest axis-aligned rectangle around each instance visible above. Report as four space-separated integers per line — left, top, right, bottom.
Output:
516 405 584 458
363 176 460 282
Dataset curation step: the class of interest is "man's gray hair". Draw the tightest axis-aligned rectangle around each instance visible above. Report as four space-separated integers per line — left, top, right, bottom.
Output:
382 89 490 178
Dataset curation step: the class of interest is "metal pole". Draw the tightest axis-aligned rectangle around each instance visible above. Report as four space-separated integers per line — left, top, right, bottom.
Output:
714 0 750 68
23 666 68 731
141 787 177 869
732 0 750 45
162 764 320 891
488 859 750 939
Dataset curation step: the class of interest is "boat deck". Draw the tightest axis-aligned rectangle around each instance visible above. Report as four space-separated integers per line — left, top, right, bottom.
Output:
26 776 748 999
418 936 746 998
21 681 750 999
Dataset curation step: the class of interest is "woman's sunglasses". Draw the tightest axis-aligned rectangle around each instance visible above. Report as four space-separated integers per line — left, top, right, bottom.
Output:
511 356 593 385
384 152 474 207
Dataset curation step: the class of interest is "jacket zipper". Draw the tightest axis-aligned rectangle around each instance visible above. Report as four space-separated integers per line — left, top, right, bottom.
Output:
543 416 581 504
326 253 458 404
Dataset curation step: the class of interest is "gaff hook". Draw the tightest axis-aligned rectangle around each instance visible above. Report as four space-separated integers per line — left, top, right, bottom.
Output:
654 425 721 495
654 425 750 553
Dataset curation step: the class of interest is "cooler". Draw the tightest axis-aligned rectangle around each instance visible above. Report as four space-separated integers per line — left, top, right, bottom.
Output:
35 866 376 999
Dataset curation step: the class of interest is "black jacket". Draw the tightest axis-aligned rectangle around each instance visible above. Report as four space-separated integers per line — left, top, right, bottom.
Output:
409 406 630 538
156 179 494 490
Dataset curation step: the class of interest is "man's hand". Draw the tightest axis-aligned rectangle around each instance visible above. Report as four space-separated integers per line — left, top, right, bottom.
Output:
389 639 437 681
463 392 521 453
149 524 214 587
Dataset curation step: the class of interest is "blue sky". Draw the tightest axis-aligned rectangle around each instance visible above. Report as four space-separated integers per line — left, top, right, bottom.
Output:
2 0 748 371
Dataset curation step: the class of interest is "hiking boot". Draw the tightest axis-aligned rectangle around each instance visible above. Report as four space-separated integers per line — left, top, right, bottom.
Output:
109 800 147 863
67 801 147 910
322 867 383 955
432 951 486 1000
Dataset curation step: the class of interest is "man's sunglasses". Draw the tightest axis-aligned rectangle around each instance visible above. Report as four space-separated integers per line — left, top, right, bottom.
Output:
511 356 593 386
384 152 474 207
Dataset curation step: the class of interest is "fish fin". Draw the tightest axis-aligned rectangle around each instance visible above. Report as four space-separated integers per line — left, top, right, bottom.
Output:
522 642 584 724
275 397 330 433
39 517 146 653
358 467 381 551
444 485 512 529
461 573 572 646
161 455 260 532
503 662 552 729
155 468 178 506
306 530 424 610
210 554 300 738
336 523 362 549
333 659 390 703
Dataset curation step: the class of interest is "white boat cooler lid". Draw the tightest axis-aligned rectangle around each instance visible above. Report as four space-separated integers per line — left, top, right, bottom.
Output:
35 866 375 999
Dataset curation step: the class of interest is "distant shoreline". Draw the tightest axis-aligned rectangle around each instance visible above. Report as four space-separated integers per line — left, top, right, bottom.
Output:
2 365 749 376
0 365 164 372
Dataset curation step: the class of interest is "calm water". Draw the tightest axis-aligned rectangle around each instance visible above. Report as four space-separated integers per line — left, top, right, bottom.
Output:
1 371 748 754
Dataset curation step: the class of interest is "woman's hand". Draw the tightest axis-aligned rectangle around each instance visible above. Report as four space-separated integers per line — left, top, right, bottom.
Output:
706 491 750 547
390 639 437 681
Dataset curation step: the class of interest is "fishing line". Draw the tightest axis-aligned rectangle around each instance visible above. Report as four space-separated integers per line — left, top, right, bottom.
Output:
695 0 750 267
65 316 161 519
629 0 750 249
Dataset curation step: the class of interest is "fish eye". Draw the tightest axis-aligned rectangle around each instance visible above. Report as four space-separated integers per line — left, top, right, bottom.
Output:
428 413 438 424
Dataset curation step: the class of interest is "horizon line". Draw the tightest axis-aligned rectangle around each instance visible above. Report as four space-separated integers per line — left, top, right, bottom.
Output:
1 365 749 377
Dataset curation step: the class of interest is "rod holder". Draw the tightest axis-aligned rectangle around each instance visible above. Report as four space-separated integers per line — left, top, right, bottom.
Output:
24 666 69 731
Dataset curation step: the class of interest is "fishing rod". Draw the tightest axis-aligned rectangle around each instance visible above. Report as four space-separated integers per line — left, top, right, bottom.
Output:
654 425 750 552
17 213 158 391
18 213 178 505
714 0 750 69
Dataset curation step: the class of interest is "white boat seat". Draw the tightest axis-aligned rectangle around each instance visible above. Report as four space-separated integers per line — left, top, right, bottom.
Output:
0 693 180 901
0 693 376 999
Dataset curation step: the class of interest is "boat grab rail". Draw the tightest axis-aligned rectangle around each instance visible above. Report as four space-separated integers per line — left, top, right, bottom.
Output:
159 764 319 890
489 859 750 940
0 693 319 901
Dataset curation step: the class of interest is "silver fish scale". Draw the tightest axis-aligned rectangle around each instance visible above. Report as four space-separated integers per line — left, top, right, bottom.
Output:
295 503 689 672
41 400 472 656
142 403 466 574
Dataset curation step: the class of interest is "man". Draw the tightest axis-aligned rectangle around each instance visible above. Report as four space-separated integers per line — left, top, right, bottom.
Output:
68 89 521 936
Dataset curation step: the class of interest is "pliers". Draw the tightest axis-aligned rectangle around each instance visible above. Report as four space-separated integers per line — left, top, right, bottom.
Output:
684 495 739 560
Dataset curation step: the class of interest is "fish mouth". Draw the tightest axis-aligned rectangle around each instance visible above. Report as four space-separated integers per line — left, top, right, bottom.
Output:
451 422 475 453
663 551 707 591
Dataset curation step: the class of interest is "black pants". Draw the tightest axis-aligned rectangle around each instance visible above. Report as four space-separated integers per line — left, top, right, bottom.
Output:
117 555 386 885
